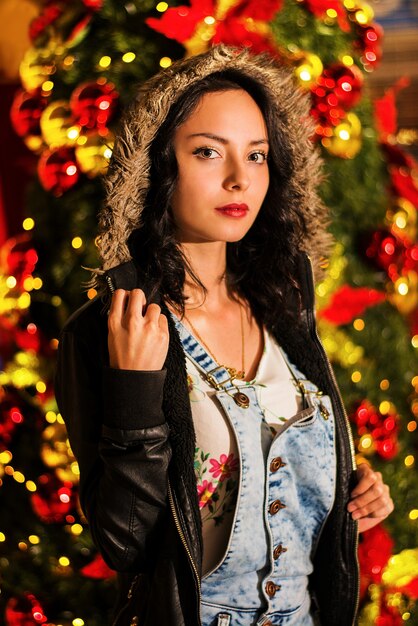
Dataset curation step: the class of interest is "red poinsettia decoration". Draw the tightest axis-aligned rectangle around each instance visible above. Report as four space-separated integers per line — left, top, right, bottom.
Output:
146 0 283 55
318 284 386 325
350 400 400 460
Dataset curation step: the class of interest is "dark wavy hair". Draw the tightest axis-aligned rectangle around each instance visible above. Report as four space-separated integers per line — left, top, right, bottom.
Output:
128 69 308 330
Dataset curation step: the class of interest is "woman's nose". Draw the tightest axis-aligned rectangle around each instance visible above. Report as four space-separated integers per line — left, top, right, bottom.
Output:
223 159 250 192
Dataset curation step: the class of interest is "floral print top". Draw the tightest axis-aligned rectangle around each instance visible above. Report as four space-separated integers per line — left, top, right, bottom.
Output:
186 328 302 575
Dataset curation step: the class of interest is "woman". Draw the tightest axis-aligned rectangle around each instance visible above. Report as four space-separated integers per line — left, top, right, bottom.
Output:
55 45 393 626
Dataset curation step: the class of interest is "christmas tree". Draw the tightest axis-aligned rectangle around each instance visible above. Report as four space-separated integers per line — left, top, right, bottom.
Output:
1 0 417 624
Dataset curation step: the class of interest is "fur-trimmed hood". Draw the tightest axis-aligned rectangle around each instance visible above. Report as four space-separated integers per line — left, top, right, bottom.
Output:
96 45 330 280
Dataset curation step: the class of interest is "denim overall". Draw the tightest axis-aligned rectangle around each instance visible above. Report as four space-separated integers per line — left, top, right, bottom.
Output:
172 315 336 626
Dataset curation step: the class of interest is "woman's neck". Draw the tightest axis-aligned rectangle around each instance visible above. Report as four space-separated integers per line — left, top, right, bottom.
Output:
179 241 231 312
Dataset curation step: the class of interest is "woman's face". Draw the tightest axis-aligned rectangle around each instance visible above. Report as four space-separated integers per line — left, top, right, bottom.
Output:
170 89 270 244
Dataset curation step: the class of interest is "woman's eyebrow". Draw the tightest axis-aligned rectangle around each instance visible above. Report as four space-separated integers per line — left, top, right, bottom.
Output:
186 132 269 146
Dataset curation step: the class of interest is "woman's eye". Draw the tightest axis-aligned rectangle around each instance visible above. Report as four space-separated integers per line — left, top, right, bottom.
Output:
249 151 268 163
193 147 219 159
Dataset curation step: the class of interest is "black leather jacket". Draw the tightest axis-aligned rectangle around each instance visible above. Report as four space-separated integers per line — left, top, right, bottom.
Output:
55 253 360 626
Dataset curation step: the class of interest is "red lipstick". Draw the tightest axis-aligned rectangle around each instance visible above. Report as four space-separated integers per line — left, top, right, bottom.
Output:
215 203 249 217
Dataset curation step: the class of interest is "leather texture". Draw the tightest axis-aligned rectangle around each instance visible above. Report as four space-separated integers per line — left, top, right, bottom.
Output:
54 252 359 626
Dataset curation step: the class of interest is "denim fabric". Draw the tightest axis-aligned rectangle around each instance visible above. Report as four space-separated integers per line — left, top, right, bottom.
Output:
171 315 336 626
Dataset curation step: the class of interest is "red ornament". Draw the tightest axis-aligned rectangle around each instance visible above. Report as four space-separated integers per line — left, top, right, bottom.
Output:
0 393 25 449
301 0 350 32
5 594 47 625
70 80 118 130
10 90 48 140
80 553 116 579
0 234 38 288
358 524 394 599
81 0 103 8
364 229 404 278
374 78 410 141
38 147 79 196
318 284 385 325
30 474 77 523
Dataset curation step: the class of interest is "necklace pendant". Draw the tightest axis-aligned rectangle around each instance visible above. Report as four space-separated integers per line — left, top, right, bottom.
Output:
233 391 250 409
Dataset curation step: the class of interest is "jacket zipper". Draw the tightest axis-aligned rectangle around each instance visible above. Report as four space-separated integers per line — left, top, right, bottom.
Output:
111 575 139 626
167 480 202 626
106 274 115 293
305 256 360 625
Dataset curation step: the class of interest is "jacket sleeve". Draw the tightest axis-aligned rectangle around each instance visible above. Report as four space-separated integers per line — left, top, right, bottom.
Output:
55 328 172 573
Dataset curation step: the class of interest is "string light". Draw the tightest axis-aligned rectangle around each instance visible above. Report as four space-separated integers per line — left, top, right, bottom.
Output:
23 218 35 230
404 455 414 467
159 57 172 68
122 52 136 63
156 1 168 11
380 379 390 390
72 237 83 249
351 371 362 383
353 318 365 331
99 56 111 68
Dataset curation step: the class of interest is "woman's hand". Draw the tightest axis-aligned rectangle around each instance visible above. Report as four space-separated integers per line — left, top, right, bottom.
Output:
347 462 394 533
108 289 169 371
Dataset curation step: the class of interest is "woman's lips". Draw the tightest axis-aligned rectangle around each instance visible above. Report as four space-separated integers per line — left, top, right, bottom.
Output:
215 203 249 217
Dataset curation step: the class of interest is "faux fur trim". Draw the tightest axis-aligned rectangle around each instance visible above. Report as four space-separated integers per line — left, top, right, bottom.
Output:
96 45 331 282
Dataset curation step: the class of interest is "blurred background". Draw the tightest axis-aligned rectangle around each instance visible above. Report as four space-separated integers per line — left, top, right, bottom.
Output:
0 1 417 624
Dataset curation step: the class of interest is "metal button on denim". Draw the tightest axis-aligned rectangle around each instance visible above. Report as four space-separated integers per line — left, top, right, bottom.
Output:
270 457 287 472
269 499 286 514
265 581 281 597
273 544 288 559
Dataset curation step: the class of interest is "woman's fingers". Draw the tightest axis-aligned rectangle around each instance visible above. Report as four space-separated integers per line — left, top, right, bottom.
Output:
348 463 394 532
108 289 129 326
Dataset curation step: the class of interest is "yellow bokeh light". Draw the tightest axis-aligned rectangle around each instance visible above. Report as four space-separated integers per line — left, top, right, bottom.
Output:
71 462 80 476
22 218 35 231
359 434 372 450
87 288 98 300
52 295 62 306
23 276 34 291
13 471 25 483
18 292 31 308
36 381 47 394
0 533 5 542
405 455 415 467
71 524 83 535
342 55 354 67
42 80 54 92
407 421 417 432
351 371 362 383
412 335 418 349
99 56 111 68
159 57 172 68
67 127 80 140
299 70 312 82
0 451 12 464
63 55 75 67
402 612 411 620
338 129 350 141
326 8 337 17
122 52 136 63
29 535 40 544
379 401 391 414
57 413 65 425
72 237 83 249
156 1 168 10
355 10 368 24
18 541 28 551
50 338 59 350
397 281 409 295
409 509 418 520
380 379 390 391
26 481 37 492
353 318 365 331
73 619 85 626
6 276 17 289
59 556 70 567
46 411 57 423
32 277 43 290
204 16 216 24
